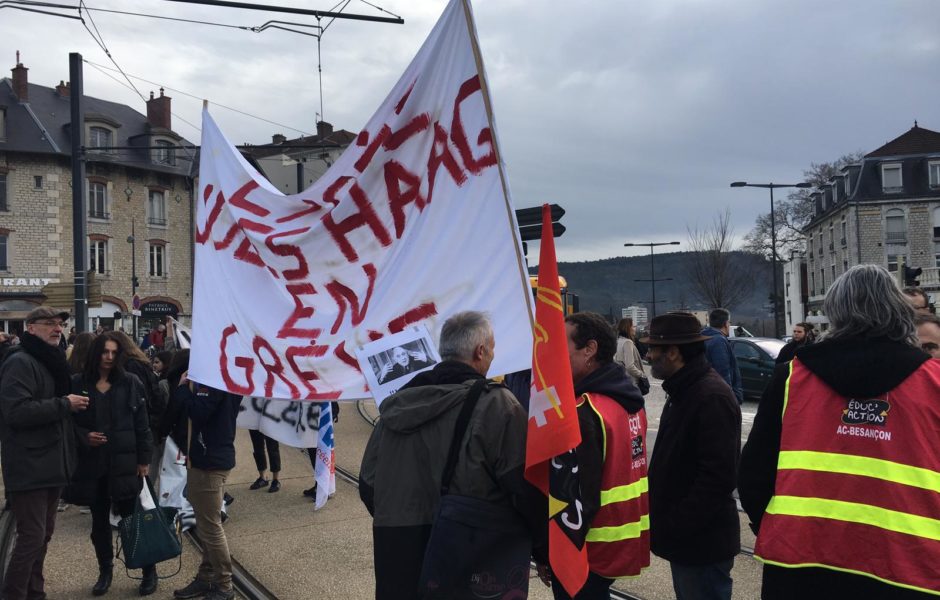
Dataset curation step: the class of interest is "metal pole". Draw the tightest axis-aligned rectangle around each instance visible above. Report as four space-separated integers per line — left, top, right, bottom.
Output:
130 219 138 340
69 52 88 332
650 245 657 318
770 185 779 338
296 160 303 194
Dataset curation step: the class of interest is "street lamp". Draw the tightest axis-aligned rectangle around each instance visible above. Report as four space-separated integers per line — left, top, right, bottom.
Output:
127 219 139 340
730 181 812 338
624 241 680 317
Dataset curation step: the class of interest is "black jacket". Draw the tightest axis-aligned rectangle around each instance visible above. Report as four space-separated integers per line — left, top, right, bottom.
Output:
739 337 932 600
124 358 167 439
774 338 810 364
648 353 742 565
172 381 241 471
0 334 77 493
573 361 644 543
69 372 153 504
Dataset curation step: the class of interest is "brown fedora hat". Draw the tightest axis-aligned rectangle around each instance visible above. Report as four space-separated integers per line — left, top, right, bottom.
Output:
639 312 710 346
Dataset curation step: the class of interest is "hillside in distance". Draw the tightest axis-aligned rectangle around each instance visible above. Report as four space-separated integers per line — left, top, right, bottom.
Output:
534 251 775 323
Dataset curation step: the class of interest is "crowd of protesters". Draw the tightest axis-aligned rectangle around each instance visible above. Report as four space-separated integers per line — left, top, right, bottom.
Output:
1 262 938 600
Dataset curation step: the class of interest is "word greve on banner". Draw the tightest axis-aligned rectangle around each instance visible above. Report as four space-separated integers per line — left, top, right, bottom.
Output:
526 204 589 595
190 0 534 401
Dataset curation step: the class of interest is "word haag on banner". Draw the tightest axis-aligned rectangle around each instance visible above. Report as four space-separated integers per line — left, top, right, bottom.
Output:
189 0 534 401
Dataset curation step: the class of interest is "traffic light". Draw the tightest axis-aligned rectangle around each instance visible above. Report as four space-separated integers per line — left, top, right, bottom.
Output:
904 265 923 287
132 276 140 289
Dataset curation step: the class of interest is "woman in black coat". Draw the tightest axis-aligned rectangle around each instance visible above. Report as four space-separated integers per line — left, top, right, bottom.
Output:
70 332 156 596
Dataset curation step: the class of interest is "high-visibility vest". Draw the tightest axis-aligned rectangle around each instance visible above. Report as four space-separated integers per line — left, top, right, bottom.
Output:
755 358 940 595
581 392 651 578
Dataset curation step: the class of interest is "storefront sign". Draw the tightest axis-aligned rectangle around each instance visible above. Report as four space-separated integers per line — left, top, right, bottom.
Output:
141 301 179 316
1 277 58 290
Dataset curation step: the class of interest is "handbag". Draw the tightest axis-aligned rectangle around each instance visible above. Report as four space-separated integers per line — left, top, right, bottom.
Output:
418 379 532 600
116 477 182 570
637 376 651 396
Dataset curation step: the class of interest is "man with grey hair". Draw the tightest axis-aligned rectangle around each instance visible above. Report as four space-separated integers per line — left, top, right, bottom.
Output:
740 265 940 599
359 311 534 600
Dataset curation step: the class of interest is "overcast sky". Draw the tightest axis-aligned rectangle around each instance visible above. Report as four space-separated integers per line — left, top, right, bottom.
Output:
4 0 938 262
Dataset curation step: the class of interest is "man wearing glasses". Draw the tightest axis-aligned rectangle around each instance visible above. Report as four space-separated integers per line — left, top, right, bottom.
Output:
903 287 932 315
0 307 89 600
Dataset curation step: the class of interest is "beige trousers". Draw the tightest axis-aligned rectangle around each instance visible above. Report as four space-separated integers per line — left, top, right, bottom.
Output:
187 467 233 592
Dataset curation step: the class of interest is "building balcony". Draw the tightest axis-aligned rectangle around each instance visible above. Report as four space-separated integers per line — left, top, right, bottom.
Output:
918 267 940 288
885 231 907 243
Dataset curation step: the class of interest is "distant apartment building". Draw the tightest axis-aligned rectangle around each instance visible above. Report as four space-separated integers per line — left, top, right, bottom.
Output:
622 305 648 328
244 121 356 195
784 123 940 330
0 58 194 335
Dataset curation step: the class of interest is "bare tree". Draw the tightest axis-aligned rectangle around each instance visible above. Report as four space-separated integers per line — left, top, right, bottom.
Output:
686 209 756 310
743 152 865 259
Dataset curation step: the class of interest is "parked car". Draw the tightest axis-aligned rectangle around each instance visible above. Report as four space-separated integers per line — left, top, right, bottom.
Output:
729 337 786 400
729 325 755 338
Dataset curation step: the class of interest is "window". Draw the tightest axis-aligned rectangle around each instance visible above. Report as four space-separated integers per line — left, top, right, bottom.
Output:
89 239 108 275
841 219 847 245
887 254 906 273
732 341 760 361
885 209 906 243
831 264 836 282
149 244 166 277
820 269 826 291
881 163 903 192
843 259 849 273
811 272 816 295
930 161 940 188
934 207 940 239
935 242 940 269
89 127 112 152
0 173 6 211
33 175 43 190
844 172 852 196
0 234 8 270
88 181 109 219
154 140 175 166
148 190 167 226
828 223 834 249
831 182 839 203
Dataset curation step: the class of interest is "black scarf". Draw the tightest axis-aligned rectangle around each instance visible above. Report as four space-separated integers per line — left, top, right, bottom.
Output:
20 332 72 396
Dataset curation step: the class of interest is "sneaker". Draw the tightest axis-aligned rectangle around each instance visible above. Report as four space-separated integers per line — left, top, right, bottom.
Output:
204 589 235 600
79 507 91 514
268 480 280 493
223 492 234 506
173 577 213 599
57 500 69 512
302 485 317 498
248 477 268 490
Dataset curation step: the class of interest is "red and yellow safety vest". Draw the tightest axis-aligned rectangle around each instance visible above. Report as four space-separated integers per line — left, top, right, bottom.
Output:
755 358 940 595
581 393 650 578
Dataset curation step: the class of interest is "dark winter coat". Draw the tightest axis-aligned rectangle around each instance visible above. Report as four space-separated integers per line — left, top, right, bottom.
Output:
124 357 167 439
739 336 932 600
573 361 644 540
172 381 241 471
648 353 742 565
68 373 152 505
0 333 77 493
359 360 536 600
774 338 810 364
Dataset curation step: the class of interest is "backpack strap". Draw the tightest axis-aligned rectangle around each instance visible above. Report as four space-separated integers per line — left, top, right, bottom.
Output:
439 378 487 496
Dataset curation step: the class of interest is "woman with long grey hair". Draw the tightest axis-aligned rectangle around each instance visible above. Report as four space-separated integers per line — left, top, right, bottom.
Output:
738 264 940 600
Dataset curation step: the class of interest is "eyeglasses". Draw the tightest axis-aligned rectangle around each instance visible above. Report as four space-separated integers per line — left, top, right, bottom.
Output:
33 320 66 328
923 343 939 353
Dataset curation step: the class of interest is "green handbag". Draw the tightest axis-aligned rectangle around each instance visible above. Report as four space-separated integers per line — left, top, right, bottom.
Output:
117 477 182 570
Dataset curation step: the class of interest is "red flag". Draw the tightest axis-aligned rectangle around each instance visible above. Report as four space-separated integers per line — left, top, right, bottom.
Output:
525 203 589 595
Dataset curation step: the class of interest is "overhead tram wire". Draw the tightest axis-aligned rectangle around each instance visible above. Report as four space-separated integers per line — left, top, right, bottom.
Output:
156 0 403 24
82 60 315 137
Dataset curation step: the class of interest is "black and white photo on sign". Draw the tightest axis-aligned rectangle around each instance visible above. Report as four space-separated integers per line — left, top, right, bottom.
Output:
355 325 441 407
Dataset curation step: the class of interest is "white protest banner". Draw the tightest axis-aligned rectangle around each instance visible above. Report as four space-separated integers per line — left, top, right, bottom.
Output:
237 396 322 448
190 0 534 400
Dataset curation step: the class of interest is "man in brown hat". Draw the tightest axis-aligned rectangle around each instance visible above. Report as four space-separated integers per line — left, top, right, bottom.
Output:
0 307 89 600
642 312 741 600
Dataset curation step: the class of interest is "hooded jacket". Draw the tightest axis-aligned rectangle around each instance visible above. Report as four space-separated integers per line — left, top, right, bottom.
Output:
572 361 644 537
739 336 932 600
359 360 533 600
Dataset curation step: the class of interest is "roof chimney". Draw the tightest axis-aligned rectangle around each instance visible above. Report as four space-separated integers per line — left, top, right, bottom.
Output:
146 87 172 130
316 120 333 138
272 133 286 144
56 80 70 97
11 51 28 102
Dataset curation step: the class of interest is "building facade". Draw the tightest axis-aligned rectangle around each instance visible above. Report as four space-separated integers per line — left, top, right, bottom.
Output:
0 59 194 337
246 122 355 195
785 123 940 331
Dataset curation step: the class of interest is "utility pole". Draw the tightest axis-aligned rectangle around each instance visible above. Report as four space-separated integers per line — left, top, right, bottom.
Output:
625 241 680 317
70 52 88 331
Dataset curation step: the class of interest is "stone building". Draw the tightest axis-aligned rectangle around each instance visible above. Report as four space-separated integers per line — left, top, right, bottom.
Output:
0 58 194 337
784 123 940 331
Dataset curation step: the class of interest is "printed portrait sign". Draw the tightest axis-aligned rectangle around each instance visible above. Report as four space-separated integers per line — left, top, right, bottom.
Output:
355 326 441 407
